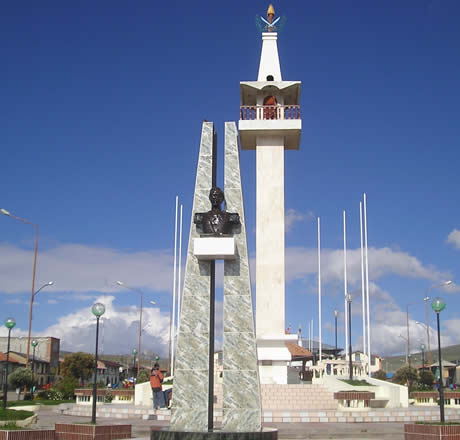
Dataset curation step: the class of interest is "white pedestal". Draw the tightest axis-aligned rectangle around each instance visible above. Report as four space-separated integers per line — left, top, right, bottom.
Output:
193 237 236 260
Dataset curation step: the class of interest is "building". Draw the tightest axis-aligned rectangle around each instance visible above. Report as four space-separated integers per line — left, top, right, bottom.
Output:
0 336 60 376
93 359 122 387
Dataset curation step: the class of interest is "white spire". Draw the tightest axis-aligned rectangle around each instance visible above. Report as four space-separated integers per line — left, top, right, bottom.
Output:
257 33 282 81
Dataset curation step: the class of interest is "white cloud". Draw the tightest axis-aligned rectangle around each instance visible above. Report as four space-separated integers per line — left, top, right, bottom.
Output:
285 209 314 232
447 229 460 250
0 243 174 294
40 295 171 355
284 246 448 285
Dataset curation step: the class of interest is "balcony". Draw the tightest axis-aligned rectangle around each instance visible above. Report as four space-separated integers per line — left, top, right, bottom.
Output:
238 105 301 150
240 105 301 121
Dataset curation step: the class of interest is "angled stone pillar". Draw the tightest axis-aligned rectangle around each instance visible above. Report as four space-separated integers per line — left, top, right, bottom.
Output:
222 122 262 431
170 122 216 432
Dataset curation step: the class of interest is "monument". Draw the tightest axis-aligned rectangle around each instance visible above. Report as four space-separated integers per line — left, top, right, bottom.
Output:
153 4 299 437
158 122 266 439
240 4 302 384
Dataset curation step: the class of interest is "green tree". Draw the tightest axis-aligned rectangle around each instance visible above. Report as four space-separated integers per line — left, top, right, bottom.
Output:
61 352 95 382
392 366 418 386
418 370 435 388
373 369 388 381
55 376 79 400
8 368 35 400
136 369 150 384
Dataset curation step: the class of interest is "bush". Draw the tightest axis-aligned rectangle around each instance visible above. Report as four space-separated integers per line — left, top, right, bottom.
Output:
136 370 150 384
55 376 79 400
36 390 49 399
373 370 388 381
393 366 418 386
419 370 435 387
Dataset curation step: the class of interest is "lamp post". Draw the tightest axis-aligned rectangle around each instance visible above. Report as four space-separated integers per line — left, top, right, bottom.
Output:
420 344 426 371
399 334 408 365
0 209 43 370
431 297 446 423
334 310 338 356
346 294 352 380
132 348 138 378
116 281 143 376
424 281 452 367
91 303 105 424
31 339 38 398
2 317 16 410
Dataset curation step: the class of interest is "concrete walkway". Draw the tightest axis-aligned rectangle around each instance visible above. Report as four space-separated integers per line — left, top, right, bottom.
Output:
30 405 407 439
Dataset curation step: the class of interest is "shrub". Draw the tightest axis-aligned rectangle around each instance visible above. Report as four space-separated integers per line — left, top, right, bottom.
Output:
373 370 388 381
393 366 418 386
55 376 79 400
136 370 150 384
36 390 49 399
419 370 435 387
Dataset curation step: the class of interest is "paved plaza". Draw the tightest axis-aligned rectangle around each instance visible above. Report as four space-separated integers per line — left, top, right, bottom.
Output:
30 405 409 439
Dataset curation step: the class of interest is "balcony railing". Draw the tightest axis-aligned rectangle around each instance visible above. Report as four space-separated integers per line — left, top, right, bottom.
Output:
240 105 301 121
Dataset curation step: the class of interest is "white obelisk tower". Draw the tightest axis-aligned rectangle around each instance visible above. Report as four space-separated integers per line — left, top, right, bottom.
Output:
239 6 302 384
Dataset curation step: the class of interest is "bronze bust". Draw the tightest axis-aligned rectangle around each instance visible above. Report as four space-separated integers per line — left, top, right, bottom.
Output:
194 187 240 236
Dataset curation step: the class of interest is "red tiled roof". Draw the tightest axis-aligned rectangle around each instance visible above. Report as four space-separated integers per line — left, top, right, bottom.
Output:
0 353 22 364
286 343 313 359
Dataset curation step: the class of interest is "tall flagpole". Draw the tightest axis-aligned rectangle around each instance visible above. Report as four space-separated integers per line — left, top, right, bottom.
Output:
318 218 322 361
177 204 183 326
360 202 367 357
170 196 179 375
363 193 371 376
343 210 348 358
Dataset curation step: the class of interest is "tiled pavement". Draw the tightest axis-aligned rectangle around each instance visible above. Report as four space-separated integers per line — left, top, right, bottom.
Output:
29 405 460 440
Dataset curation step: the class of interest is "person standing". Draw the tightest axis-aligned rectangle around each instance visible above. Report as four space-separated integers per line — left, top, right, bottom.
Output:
150 363 164 409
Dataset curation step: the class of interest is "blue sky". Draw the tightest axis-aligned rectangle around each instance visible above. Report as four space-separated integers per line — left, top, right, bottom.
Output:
1 1 460 358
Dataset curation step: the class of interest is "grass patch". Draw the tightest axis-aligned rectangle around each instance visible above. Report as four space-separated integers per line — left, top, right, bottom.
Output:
341 379 374 386
0 409 34 421
7 399 75 407
0 422 22 430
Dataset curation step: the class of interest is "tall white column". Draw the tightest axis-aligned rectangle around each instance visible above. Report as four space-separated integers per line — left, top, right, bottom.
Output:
255 136 285 338
364 193 371 375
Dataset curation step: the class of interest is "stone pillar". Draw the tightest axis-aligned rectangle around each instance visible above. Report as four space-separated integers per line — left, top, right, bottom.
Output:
170 122 216 431
222 122 261 431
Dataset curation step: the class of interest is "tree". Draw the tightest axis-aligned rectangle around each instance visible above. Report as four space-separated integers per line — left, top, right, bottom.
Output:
55 376 80 400
392 366 418 386
8 368 35 400
136 369 150 384
61 352 95 382
373 369 388 381
419 370 435 388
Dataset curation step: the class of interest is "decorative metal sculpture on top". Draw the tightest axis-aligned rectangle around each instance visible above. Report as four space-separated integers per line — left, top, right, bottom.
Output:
255 4 286 33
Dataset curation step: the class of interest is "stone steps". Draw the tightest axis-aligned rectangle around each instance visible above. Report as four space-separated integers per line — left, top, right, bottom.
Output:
59 404 460 424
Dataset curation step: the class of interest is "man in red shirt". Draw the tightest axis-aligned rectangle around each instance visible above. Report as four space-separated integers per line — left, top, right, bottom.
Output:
150 363 164 409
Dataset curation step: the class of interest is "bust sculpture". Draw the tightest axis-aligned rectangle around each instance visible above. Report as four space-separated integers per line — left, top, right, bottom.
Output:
194 187 240 236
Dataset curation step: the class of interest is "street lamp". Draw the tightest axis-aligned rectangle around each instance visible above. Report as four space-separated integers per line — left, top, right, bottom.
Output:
420 343 426 371
116 281 143 376
431 297 446 423
0 209 42 369
399 334 408 365
132 348 138 378
91 303 105 424
346 294 353 380
2 317 16 410
31 339 39 399
424 281 452 366
334 310 338 355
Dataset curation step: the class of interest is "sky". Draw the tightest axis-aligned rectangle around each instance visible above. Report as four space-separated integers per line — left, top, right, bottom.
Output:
1 0 460 360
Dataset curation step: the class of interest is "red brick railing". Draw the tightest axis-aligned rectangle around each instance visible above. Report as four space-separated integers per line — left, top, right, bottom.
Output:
240 105 301 121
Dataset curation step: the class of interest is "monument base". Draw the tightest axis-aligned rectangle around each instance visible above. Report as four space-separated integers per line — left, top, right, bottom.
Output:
151 427 277 440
